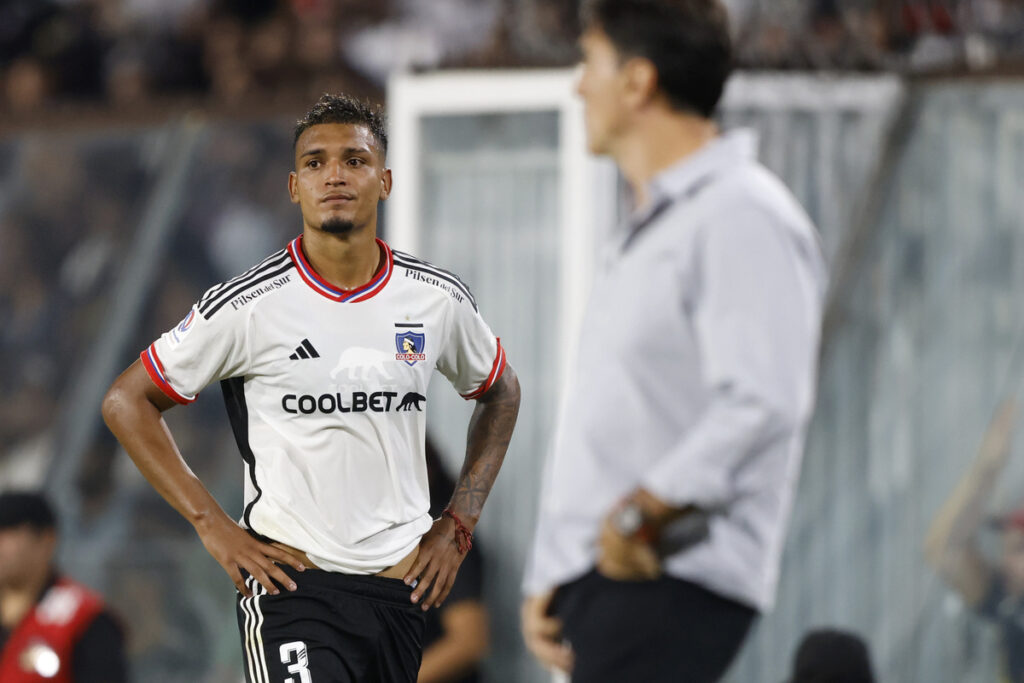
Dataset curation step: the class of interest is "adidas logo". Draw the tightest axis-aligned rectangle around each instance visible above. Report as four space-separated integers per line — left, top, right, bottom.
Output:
289 339 320 360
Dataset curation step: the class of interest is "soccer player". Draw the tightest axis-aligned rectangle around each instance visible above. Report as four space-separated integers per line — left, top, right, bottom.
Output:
521 1 826 681
0 491 128 683
102 94 520 682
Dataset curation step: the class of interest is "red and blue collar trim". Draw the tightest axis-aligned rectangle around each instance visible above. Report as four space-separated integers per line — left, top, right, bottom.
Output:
287 235 393 303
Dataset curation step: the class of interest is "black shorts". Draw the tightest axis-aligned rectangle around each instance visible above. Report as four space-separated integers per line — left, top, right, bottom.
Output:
236 565 425 683
552 569 757 683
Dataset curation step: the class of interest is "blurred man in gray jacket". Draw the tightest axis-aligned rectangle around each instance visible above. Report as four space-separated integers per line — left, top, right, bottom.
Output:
521 1 827 681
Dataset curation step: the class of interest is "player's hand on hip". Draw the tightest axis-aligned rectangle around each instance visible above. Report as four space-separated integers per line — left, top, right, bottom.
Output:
404 515 466 611
597 514 661 581
193 513 305 597
521 591 573 674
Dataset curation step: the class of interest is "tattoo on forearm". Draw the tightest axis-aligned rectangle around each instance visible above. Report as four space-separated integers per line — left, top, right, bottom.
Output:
451 367 520 524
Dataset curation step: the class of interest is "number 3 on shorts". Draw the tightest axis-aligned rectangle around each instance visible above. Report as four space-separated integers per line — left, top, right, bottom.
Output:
279 641 312 683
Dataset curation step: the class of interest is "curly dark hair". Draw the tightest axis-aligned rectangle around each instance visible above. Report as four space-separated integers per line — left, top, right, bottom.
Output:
580 0 733 118
293 93 388 159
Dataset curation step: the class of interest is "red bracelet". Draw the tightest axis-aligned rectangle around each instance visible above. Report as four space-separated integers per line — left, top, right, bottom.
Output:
442 508 474 553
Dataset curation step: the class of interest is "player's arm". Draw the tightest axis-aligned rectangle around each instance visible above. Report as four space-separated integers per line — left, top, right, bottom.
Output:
924 399 1015 606
405 365 521 610
451 364 521 525
101 360 305 597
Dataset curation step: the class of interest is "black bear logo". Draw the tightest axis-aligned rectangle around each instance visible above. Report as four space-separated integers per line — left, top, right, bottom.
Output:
396 392 426 412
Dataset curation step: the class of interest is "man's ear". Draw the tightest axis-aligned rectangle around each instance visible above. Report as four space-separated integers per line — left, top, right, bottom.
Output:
621 57 659 110
379 168 393 201
288 171 299 204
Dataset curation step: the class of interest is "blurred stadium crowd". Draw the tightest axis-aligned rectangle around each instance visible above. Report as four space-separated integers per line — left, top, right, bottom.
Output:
3 0 1024 115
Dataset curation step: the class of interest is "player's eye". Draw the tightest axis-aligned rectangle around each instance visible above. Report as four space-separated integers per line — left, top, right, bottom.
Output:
307 159 320 169
348 158 364 167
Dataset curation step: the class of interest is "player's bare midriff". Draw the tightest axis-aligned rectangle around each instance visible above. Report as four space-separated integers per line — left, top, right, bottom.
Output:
271 541 419 579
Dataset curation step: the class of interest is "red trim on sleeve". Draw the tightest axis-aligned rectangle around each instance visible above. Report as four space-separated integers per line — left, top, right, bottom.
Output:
140 345 196 405
461 338 507 401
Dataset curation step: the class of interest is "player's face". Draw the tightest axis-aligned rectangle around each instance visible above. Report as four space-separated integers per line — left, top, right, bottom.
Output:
1002 528 1024 596
289 123 392 236
576 27 631 156
0 526 54 588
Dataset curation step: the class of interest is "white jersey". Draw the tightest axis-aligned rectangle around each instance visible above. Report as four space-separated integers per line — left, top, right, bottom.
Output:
141 236 506 574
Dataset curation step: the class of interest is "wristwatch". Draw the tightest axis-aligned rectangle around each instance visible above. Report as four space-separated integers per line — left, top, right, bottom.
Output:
610 501 658 545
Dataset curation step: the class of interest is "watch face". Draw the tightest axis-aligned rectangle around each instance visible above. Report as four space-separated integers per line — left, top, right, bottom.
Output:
613 504 644 536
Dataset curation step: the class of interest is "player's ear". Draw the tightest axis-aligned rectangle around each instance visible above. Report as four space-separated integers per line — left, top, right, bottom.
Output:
288 171 299 204
379 168 392 201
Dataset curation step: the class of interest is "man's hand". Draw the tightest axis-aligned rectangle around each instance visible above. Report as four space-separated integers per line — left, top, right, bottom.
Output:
405 516 467 611
194 513 305 597
597 488 692 581
521 591 573 673
597 513 661 581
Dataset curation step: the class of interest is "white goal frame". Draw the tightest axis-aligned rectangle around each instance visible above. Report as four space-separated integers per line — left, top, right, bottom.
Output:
387 68 615 387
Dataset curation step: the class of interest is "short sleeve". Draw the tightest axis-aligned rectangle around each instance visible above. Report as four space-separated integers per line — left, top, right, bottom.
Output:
435 297 506 400
140 301 249 404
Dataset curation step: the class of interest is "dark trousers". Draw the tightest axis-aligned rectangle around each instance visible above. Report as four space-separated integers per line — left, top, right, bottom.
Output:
553 570 757 683
236 566 425 683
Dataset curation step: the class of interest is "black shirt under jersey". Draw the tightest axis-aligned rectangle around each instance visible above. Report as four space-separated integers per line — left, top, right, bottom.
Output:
0 575 128 683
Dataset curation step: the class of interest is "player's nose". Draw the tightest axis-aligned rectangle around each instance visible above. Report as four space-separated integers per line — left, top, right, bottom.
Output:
324 159 348 185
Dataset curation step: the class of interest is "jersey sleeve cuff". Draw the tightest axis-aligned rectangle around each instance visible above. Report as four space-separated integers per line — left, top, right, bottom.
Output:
140 344 197 405
460 338 507 401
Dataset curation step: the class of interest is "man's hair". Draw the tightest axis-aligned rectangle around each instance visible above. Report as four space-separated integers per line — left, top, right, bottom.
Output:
790 629 875 683
294 93 388 159
580 0 733 118
0 491 57 532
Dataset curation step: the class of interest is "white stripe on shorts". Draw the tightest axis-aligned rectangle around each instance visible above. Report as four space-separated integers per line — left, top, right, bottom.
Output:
241 576 270 683
252 580 270 682
240 578 258 682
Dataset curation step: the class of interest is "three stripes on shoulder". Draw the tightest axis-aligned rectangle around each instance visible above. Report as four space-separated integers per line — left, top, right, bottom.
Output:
198 249 294 320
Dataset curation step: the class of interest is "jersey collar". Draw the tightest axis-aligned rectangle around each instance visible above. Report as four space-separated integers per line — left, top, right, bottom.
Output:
287 235 393 303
